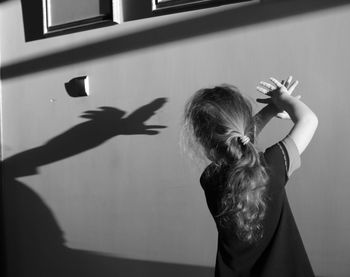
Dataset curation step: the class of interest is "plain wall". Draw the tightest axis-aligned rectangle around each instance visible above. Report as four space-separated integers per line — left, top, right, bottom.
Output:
1 0 350 276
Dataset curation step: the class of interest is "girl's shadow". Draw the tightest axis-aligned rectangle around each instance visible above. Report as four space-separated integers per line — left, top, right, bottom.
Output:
2 98 211 277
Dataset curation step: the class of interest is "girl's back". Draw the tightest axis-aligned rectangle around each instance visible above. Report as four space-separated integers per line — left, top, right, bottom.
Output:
201 138 314 276
183 77 318 277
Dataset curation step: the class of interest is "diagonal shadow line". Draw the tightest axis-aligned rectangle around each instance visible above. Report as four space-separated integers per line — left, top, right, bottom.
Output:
1 0 350 80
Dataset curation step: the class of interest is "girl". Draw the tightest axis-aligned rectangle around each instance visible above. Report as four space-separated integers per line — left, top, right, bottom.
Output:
183 76 318 277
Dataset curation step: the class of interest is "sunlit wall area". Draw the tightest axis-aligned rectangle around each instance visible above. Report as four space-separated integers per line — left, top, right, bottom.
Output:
1 0 350 276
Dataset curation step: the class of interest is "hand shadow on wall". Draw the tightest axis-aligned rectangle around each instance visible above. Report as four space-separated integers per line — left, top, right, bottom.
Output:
3 97 212 277
4 98 167 178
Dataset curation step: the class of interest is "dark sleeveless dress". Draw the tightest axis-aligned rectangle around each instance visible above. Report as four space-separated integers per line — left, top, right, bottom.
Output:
200 137 315 277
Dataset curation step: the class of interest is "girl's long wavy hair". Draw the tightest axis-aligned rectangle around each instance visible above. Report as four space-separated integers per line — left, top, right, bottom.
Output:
182 85 268 243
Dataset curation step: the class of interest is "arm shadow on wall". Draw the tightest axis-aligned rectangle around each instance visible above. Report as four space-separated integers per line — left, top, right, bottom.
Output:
1 97 214 277
2 0 349 80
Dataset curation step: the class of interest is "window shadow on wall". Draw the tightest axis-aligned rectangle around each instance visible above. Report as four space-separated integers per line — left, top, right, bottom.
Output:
1 98 214 277
2 0 349 80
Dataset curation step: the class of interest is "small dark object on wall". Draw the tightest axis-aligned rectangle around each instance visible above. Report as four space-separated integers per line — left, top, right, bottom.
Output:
65 76 90 97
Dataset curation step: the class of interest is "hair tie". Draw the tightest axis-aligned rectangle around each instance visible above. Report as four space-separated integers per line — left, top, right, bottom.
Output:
239 135 250 146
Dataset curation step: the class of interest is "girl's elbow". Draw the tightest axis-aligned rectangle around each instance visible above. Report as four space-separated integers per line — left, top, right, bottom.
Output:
304 112 318 129
300 113 318 133
310 113 319 129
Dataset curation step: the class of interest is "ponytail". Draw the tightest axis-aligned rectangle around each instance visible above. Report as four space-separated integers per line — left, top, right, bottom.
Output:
216 134 268 243
183 85 268 243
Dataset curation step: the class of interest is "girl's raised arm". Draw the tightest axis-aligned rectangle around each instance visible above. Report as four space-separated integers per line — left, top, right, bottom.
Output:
257 77 318 154
254 76 299 137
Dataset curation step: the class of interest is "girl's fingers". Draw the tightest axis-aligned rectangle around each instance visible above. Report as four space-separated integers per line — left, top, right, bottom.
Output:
269 77 283 88
277 111 290 119
259 81 275 90
256 98 272 104
256 86 269 94
285 76 293 88
288 80 299 93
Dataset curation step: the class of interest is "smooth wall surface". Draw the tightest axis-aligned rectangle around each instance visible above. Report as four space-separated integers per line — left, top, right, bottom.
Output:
1 0 350 276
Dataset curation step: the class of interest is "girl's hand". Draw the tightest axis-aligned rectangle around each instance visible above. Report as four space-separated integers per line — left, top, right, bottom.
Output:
256 76 300 120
